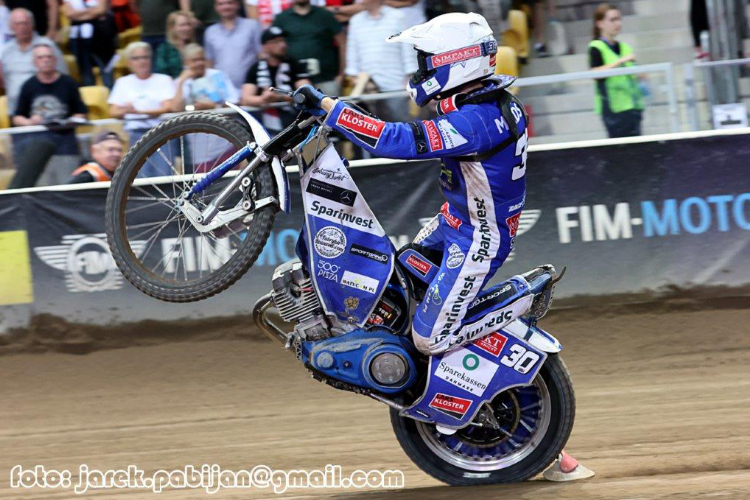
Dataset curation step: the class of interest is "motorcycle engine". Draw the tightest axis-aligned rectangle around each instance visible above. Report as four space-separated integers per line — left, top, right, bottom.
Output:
271 259 331 341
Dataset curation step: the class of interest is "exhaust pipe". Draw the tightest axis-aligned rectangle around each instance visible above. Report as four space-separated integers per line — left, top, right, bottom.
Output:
252 293 289 346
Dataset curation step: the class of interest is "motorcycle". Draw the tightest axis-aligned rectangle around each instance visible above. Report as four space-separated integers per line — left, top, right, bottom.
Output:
104 92 575 486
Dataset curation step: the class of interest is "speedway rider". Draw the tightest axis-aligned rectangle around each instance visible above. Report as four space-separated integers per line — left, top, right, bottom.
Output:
293 13 534 355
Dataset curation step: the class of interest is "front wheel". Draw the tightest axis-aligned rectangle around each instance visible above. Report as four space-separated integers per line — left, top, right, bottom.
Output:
105 112 276 302
390 354 575 485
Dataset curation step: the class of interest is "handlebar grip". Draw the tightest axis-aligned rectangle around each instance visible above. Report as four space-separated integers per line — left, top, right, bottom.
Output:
294 93 307 105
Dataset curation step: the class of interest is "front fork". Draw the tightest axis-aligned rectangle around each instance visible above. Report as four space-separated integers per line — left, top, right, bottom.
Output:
177 142 275 233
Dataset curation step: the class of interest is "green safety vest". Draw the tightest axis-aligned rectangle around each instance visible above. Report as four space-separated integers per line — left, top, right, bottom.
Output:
589 39 643 114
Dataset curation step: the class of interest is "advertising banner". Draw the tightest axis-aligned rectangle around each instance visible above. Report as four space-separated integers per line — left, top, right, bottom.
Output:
2 131 749 332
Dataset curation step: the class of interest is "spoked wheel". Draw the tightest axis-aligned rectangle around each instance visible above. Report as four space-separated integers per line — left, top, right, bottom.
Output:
105 113 276 302
390 354 575 485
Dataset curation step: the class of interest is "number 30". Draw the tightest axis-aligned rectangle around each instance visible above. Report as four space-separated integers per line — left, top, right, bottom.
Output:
500 343 540 374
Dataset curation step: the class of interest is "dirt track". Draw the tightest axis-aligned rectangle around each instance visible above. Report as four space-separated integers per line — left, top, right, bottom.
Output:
1 307 750 499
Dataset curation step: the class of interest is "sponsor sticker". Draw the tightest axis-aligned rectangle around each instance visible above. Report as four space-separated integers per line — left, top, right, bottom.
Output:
311 166 349 182
446 243 465 269
431 45 482 67
429 393 473 419
472 332 508 358
439 96 458 114
310 200 375 231
335 108 385 148
423 121 443 152
469 284 513 310
405 254 432 277
341 270 379 294
437 120 468 149
424 283 442 311
314 226 346 258
317 260 339 282
421 77 440 95
306 178 358 207
508 197 525 212
440 202 462 230
507 212 522 238
344 296 360 310
435 347 499 396
349 243 388 264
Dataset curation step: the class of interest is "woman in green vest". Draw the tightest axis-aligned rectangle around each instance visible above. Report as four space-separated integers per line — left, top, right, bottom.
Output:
589 3 644 138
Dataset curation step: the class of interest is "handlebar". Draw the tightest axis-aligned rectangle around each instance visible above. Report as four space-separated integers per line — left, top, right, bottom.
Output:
270 87 309 106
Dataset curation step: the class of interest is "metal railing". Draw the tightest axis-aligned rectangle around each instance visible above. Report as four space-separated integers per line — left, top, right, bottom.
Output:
683 56 750 131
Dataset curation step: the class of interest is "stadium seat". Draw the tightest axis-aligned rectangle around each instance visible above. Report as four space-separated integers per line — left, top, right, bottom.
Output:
113 50 130 80
0 96 10 129
119 26 142 49
495 46 519 78
0 169 14 190
58 25 71 54
79 86 110 120
503 10 529 62
64 54 80 83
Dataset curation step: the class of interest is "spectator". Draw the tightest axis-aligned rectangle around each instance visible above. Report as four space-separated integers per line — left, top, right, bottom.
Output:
345 0 415 122
382 0 424 29
112 0 141 32
172 44 241 167
108 42 175 176
62 0 116 87
155 10 197 78
186 0 221 41
0 4 11 49
136 0 180 56
204 0 262 90
12 44 88 186
0 8 67 115
324 0 365 25
69 130 124 183
245 0 292 28
171 43 239 112
589 3 644 138
4 0 58 40
690 0 709 57
241 26 310 131
273 0 345 95
520 0 556 57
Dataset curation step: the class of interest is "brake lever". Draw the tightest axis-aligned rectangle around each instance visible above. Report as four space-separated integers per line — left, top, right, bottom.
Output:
270 87 293 98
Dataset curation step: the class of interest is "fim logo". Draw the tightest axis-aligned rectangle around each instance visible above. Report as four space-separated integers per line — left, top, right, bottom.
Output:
34 233 146 293
417 209 541 261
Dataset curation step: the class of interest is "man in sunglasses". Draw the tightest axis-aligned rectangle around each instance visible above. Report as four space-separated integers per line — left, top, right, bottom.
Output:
293 13 533 356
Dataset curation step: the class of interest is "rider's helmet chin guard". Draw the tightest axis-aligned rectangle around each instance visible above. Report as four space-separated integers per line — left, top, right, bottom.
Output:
388 12 499 107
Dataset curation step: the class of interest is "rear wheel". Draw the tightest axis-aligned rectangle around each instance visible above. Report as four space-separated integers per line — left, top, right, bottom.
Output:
390 354 575 485
105 112 276 302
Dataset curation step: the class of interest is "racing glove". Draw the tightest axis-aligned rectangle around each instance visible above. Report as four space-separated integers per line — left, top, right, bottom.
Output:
292 84 328 116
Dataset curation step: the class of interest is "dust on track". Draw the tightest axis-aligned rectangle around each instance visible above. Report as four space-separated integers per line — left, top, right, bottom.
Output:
1 307 749 499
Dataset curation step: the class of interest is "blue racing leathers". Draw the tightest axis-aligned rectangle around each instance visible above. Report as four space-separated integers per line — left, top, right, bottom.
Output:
324 83 533 355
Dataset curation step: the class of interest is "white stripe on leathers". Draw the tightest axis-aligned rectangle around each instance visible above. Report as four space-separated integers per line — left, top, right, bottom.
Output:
426 161 501 353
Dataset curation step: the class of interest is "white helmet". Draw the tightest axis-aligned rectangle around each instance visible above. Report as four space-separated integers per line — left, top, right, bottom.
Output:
387 13 498 107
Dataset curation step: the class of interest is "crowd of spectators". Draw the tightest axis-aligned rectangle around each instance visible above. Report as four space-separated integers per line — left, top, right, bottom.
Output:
0 0 439 185
0 0 446 184
0 0 645 187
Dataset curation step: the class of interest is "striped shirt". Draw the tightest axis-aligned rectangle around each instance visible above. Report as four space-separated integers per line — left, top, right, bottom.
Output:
345 6 418 92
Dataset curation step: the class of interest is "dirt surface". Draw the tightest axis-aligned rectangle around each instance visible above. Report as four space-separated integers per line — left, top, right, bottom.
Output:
1 308 750 499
